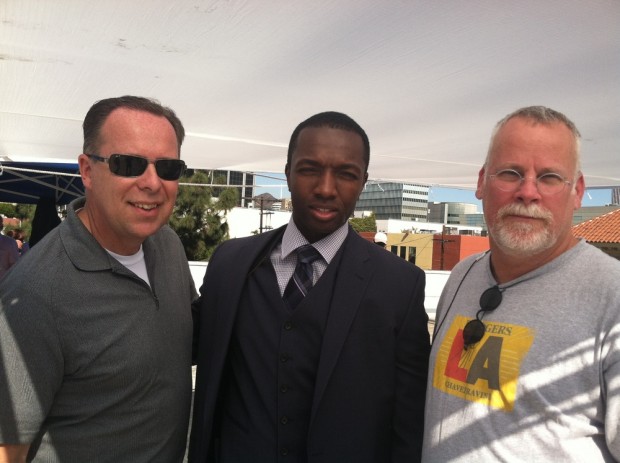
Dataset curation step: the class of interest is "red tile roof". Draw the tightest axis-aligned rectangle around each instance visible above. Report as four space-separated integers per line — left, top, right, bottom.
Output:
572 208 620 243
358 231 376 243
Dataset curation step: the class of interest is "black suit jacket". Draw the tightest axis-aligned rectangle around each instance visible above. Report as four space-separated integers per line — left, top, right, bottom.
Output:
189 225 430 462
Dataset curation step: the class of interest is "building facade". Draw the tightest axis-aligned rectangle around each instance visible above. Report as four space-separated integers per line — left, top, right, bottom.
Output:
211 170 254 208
361 224 489 271
431 234 490 270
355 182 429 221
428 202 478 224
612 187 620 206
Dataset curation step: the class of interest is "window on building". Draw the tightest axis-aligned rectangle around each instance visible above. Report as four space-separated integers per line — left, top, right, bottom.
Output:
408 247 416 264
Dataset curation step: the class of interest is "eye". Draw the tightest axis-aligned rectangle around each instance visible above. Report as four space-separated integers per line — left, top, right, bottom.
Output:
297 166 320 175
495 169 522 182
538 173 565 186
338 170 359 181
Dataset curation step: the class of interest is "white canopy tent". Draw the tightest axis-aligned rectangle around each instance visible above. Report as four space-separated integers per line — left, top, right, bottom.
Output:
1 1 619 191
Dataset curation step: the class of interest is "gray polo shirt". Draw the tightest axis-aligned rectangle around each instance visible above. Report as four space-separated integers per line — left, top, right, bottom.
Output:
0 197 196 462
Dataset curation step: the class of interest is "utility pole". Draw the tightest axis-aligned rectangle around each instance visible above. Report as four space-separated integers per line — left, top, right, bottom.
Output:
433 225 455 270
245 196 273 234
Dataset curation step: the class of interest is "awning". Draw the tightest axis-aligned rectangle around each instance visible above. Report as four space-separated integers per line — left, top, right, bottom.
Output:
0 162 84 205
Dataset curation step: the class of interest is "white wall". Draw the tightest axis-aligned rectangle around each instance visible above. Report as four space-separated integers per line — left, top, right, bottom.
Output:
189 261 208 290
376 218 482 235
227 207 292 238
423 270 451 320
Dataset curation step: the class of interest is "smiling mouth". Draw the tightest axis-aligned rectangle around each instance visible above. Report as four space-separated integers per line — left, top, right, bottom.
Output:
132 202 158 211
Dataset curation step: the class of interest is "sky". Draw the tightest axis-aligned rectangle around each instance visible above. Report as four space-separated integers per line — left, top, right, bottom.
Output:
253 173 614 212
427 187 613 212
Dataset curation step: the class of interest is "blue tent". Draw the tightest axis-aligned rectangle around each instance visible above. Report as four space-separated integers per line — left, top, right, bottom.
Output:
0 162 84 205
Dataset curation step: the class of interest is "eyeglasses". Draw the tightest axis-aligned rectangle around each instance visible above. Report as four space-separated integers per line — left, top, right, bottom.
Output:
85 154 186 181
462 285 503 350
488 169 571 195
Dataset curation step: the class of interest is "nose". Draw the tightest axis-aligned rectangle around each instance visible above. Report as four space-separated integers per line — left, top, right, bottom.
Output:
136 163 162 190
514 176 541 204
315 171 337 198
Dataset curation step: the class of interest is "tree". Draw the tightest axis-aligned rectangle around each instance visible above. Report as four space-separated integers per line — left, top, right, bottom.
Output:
169 170 238 261
349 212 377 232
0 203 17 217
0 202 35 236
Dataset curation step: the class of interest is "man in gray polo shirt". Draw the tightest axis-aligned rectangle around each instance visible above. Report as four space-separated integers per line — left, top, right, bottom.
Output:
0 96 196 462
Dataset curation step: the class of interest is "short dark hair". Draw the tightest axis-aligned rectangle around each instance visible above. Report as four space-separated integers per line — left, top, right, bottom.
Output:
287 111 370 171
82 95 185 155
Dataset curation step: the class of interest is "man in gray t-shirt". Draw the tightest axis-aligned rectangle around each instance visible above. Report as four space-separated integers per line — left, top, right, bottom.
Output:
423 106 620 462
0 96 196 462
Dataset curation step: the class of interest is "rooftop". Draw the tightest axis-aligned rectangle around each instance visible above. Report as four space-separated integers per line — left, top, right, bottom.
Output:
572 208 620 243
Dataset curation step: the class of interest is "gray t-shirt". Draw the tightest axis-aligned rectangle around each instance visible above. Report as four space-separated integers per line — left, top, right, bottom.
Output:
423 240 620 462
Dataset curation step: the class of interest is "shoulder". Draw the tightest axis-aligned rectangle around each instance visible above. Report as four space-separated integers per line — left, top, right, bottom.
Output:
216 232 263 255
0 228 67 318
217 226 283 255
578 241 620 271
11 226 65 272
148 225 188 256
568 241 620 289
0 234 18 252
152 224 183 244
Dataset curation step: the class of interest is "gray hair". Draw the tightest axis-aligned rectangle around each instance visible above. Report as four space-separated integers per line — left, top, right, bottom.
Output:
485 106 582 179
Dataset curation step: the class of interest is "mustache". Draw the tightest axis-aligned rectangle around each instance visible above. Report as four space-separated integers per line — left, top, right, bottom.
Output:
496 203 553 222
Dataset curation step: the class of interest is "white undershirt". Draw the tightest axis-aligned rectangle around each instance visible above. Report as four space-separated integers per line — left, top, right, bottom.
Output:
106 245 151 287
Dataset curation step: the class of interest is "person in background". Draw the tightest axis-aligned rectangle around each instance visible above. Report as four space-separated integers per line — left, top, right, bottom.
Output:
422 106 620 462
12 228 29 255
29 197 62 247
374 231 388 248
0 95 196 462
190 111 430 462
0 216 20 280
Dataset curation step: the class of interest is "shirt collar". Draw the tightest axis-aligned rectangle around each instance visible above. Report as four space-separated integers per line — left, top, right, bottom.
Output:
281 218 349 265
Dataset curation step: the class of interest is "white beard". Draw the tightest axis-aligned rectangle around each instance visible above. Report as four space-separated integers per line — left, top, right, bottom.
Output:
491 203 555 256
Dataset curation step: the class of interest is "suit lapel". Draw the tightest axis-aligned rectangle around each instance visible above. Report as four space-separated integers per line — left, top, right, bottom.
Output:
310 230 374 424
209 226 285 346
205 226 285 410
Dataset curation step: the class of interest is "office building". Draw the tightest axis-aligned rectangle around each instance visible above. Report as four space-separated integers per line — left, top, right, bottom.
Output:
211 170 254 207
612 187 620 206
428 202 478 224
355 182 429 221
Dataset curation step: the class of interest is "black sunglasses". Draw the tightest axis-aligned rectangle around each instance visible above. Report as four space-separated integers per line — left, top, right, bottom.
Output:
86 153 186 181
462 285 503 350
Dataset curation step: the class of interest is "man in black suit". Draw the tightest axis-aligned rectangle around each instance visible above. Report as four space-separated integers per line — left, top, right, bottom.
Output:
189 111 430 463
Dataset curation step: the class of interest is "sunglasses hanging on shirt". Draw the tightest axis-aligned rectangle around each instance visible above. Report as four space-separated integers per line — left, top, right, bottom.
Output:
462 285 503 350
